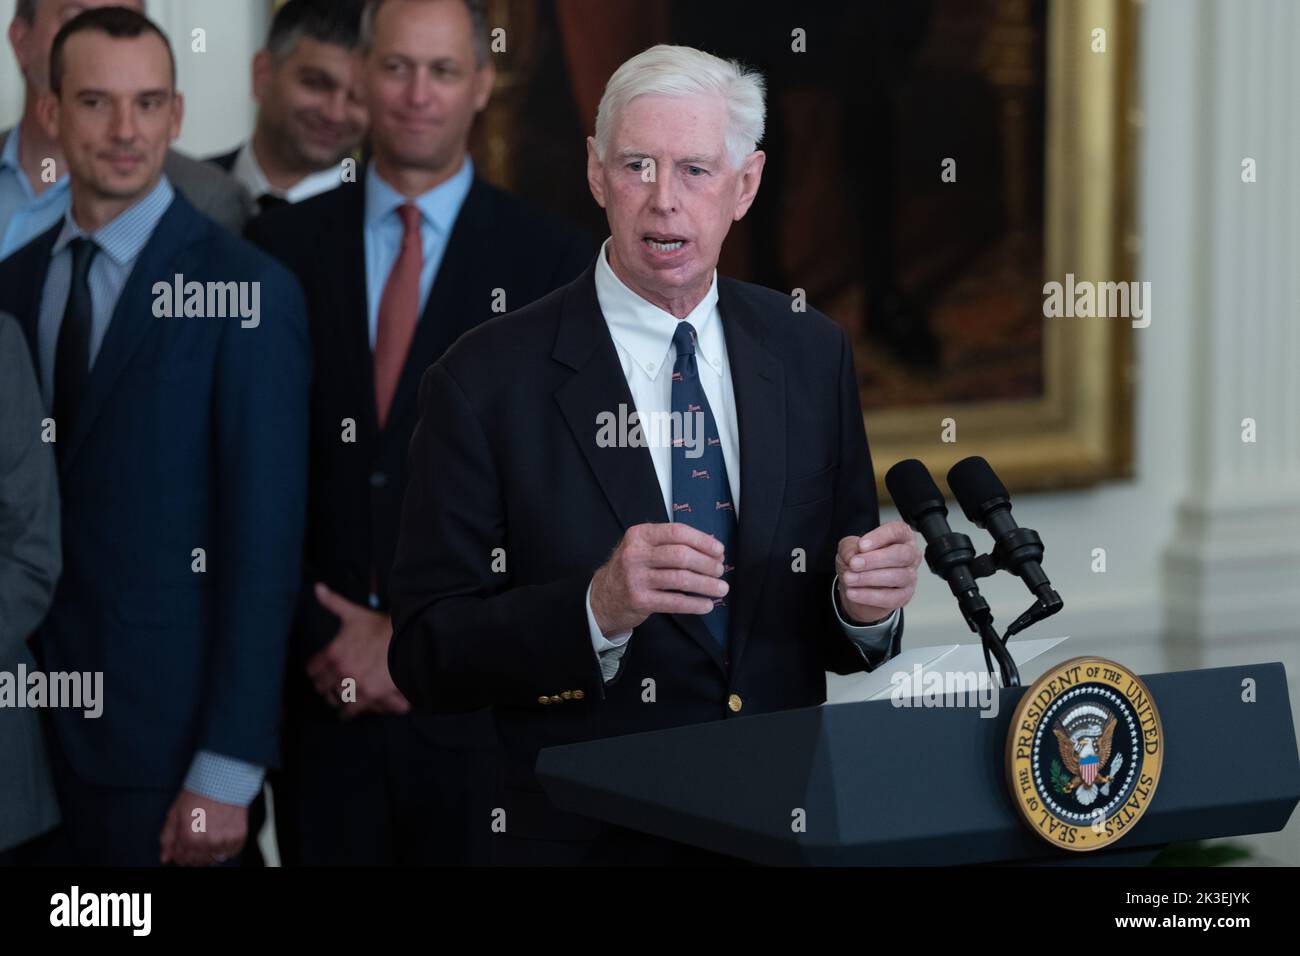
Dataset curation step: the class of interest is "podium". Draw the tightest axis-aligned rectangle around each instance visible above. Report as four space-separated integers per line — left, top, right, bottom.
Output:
536 663 1300 865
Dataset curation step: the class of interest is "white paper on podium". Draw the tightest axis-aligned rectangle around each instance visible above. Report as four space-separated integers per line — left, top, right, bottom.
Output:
823 635 1070 706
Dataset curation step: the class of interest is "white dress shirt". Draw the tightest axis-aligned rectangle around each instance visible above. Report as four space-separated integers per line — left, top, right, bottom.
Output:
230 140 346 206
585 239 898 681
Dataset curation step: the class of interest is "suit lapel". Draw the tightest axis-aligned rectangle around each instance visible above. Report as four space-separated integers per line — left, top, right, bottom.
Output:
321 179 379 442
61 196 205 469
718 279 786 676
553 264 666 531
552 265 727 673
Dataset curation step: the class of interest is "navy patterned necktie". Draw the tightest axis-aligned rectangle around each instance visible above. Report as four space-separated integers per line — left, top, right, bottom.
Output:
670 321 736 649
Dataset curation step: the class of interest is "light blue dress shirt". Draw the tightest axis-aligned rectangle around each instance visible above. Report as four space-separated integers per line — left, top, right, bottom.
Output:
36 177 175 406
363 157 474 349
36 175 263 807
0 126 72 262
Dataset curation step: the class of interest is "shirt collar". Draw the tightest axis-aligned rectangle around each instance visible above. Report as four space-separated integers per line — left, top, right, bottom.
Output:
234 140 344 204
593 237 721 381
0 126 21 172
232 141 272 200
1 125 70 200
365 156 475 235
51 175 175 267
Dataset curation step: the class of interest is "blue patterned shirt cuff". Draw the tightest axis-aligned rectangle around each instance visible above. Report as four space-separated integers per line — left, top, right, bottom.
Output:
183 751 265 806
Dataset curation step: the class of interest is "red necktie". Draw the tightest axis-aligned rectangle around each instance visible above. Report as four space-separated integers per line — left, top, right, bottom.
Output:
373 203 423 429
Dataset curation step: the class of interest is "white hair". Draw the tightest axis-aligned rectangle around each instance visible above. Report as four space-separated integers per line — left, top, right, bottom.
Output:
593 44 766 169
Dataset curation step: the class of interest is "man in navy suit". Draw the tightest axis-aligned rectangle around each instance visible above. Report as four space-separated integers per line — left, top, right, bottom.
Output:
246 0 593 865
0 7 310 866
388 44 924 865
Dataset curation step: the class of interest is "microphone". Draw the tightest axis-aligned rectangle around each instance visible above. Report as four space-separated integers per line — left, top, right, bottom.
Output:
884 458 990 632
886 457 1020 686
946 456 1063 637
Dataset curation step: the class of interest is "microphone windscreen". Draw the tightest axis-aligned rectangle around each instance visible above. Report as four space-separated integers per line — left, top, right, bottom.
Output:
885 459 945 525
947 456 1009 523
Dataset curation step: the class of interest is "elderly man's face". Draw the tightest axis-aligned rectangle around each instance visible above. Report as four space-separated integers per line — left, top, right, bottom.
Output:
588 93 764 316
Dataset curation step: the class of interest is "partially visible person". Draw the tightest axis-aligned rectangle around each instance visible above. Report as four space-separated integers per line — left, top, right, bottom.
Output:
246 0 593 866
209 0 369 867
0 7 310 866
0 311 61 866
1 0 252 260
209 0 368 213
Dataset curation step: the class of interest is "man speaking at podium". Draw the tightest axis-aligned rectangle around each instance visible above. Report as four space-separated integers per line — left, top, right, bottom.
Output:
389 45 922 865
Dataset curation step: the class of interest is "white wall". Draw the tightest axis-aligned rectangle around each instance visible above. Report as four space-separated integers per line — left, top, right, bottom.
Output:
882 0 1300 866
0 0 22 124
149 0 267 156
0 0 267 155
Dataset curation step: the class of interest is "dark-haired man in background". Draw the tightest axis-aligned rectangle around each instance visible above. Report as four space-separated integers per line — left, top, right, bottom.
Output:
0 6 309 865
247 0 593 865
209 0 368 213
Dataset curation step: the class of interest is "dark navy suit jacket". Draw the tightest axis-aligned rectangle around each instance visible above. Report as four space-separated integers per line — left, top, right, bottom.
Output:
245 175 593 750
0 190 311 790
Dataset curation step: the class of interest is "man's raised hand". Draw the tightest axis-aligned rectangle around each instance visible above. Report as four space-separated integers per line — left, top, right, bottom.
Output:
589 523 727 636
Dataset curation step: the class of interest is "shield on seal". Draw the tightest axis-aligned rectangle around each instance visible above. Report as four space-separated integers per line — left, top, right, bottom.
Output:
1080 753 1099 785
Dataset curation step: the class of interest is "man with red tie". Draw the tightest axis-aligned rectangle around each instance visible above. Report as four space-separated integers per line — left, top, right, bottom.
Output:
245 0 593 865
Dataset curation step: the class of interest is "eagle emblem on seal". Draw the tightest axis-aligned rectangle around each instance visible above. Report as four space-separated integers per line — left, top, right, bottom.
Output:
1051 704 1125 807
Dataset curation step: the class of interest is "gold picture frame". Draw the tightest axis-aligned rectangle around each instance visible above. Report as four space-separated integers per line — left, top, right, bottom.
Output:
865 0 1138 497
361 0 1139 497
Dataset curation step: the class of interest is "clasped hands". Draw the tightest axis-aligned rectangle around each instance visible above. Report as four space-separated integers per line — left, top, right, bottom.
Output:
306 582 410 718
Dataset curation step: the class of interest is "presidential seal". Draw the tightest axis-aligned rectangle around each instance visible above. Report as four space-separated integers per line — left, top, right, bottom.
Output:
1005 657 1163 851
